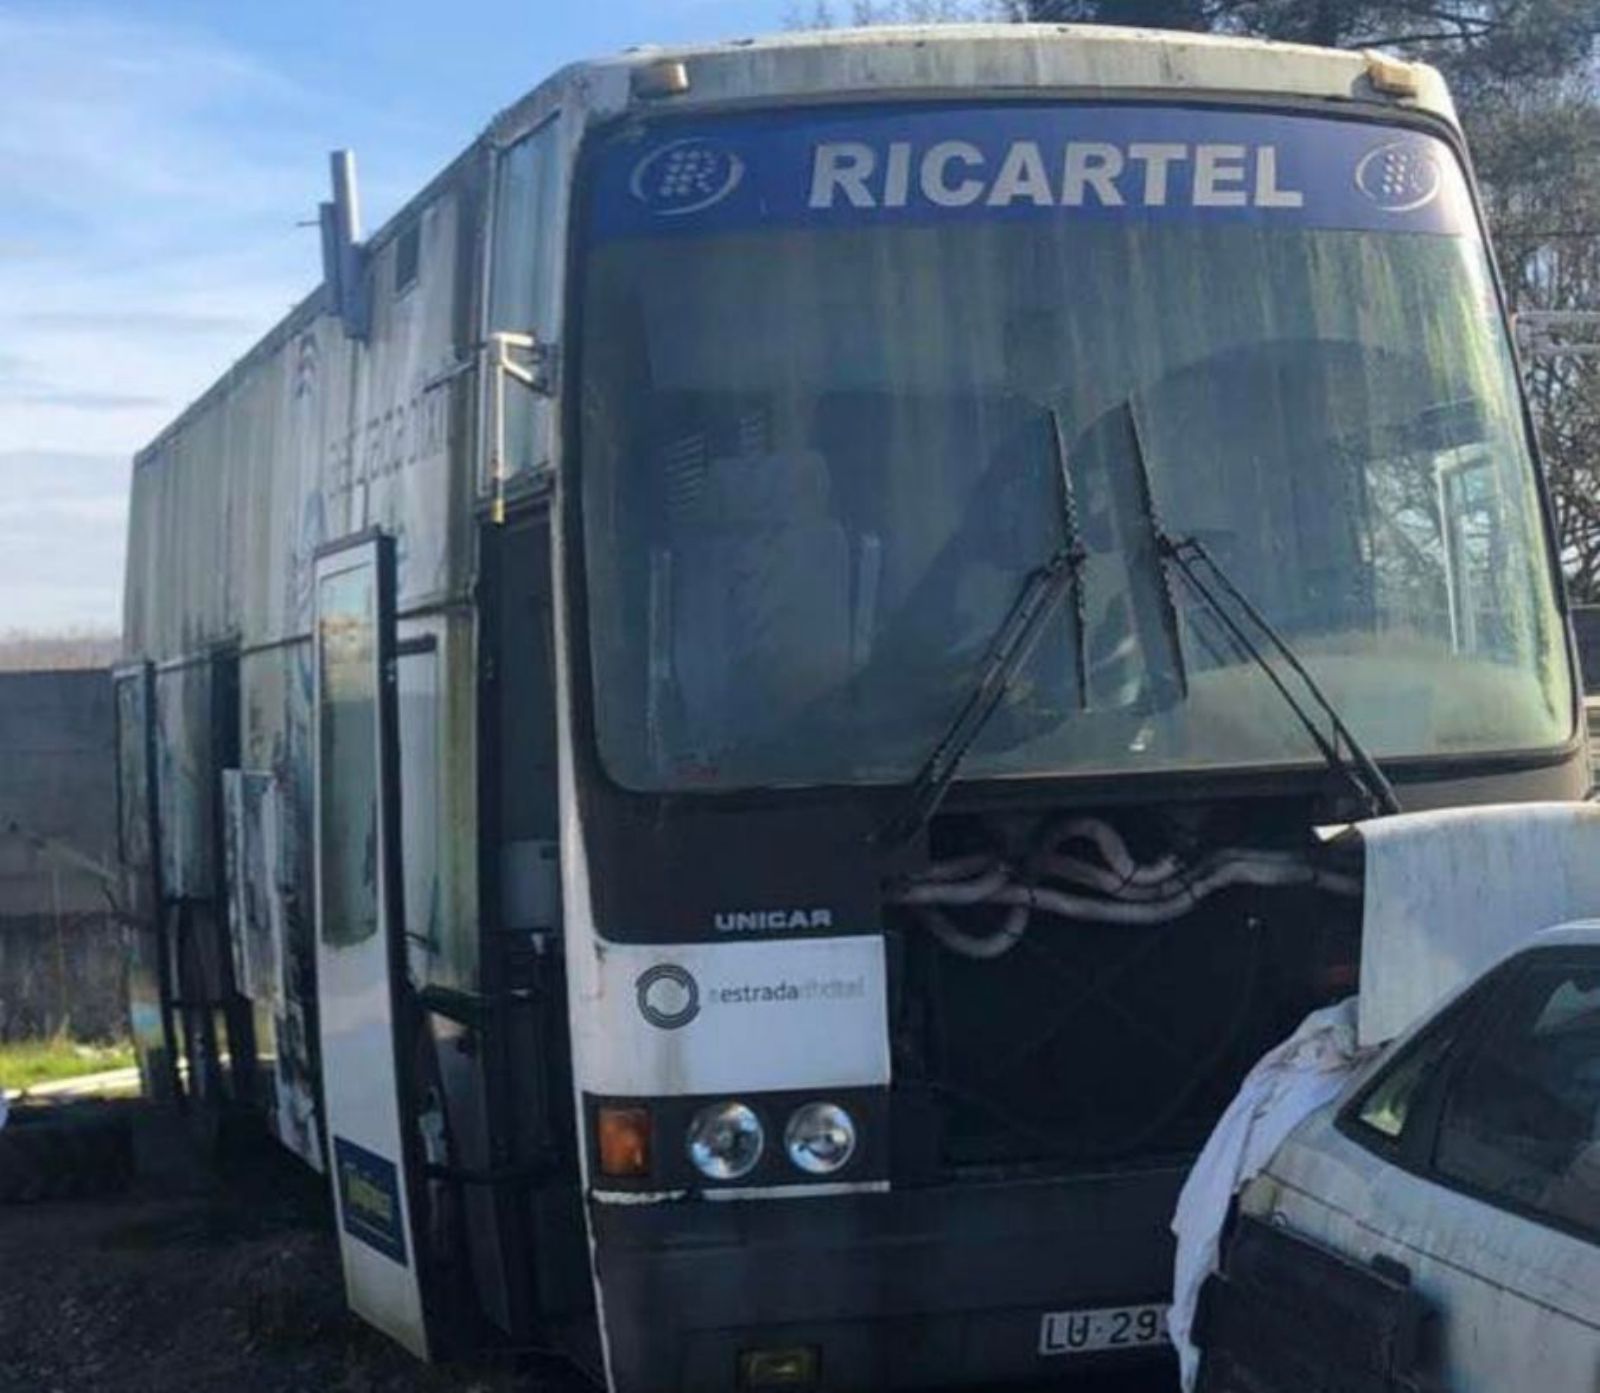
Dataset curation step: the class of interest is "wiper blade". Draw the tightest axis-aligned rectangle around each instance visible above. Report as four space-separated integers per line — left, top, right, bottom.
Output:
1091 398 1396 818
878 409 1087 848
1135 407 1402 819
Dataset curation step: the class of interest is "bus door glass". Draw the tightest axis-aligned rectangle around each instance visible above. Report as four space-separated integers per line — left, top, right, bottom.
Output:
312 532 432 1360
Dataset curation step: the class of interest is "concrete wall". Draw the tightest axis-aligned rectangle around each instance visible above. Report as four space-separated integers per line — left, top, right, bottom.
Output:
0 669 125 1040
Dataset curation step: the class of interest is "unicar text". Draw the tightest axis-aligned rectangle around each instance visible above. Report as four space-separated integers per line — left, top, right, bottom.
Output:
808 139 1305 211
714 908 835 933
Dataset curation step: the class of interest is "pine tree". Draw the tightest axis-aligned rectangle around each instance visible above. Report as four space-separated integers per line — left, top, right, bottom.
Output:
1019 0 1600 84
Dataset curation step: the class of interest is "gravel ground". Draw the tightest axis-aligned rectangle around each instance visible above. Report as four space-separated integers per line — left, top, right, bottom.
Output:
0 1101 1174 1393
0 1102 559 1393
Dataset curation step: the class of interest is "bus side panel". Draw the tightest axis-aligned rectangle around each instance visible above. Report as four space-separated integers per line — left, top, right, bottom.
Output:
239 641 324 1169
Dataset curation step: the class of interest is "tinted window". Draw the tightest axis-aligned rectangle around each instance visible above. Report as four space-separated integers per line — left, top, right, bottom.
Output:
396 642 441 957
316 562 380 948
1434 960 1600 1237
490 118 563 480
115 670 152 870
155 661 215 897
394 222 420 294
1356 1025 1462 1142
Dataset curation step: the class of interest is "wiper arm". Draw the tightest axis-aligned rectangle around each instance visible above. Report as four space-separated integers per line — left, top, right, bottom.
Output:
878 409 1087 848
1146 469 1402 817
1088 398 1396 818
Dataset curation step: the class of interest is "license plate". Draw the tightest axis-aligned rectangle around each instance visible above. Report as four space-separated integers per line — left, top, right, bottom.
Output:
1038 1303 1168 1356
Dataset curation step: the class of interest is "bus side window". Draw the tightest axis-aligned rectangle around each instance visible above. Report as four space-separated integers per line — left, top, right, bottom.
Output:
489 118 563 483
396 635 444 975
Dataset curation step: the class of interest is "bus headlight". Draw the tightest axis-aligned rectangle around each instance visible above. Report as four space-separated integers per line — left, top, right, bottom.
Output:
784 1101 857 1175
687 1101 764 1180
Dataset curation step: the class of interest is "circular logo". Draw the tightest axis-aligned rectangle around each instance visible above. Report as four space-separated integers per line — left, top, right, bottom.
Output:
636 963 700 1030
1355 142 1443 213
629 139 745 217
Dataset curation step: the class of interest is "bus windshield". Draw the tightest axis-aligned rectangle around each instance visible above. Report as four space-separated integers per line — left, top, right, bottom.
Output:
577 103 1572 792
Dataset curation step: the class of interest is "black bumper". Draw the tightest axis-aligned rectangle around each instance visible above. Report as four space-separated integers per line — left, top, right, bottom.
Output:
591 1166 1184 1393
1195 1214 1434 1393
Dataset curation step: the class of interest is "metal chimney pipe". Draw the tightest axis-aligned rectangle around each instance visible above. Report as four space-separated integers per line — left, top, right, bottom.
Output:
324 149 368 339
329 149 362 245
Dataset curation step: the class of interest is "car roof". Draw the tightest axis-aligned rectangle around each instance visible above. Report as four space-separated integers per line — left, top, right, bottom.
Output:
1530 921 1600 951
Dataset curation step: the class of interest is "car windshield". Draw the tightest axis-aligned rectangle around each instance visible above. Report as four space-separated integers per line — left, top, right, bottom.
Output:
577 103 1572 792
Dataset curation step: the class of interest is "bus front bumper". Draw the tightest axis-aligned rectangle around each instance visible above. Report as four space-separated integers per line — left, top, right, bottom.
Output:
589 1164 1184 1393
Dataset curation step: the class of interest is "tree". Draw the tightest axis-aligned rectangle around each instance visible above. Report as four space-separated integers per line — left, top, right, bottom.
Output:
0 630 121 673
1017 0 1600 78
788 0 1008 24
1010 0 1213 27
1483 81 1600 602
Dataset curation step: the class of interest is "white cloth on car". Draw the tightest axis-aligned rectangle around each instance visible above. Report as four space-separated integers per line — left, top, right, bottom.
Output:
1357 802 1600 1047
1168 996 1366 1391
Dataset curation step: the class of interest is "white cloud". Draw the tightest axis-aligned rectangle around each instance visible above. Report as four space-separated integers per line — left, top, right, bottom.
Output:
0 8 431 629
0 452 128 631
0 10 310 214
0 10 327 456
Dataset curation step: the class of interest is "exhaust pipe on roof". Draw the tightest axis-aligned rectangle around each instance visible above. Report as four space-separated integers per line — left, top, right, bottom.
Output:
320 149 369 340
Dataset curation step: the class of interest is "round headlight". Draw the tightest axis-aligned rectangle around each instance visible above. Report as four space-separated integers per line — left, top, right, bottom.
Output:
784 1101 857 1176
687 1101 764 1181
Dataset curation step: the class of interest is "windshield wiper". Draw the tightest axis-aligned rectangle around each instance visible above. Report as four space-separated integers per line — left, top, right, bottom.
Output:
878 409 1087 848
1116 405 1402 819
1162 531 1401 817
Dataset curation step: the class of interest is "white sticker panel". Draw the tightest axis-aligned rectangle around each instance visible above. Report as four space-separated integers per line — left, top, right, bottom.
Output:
572 935 889 1098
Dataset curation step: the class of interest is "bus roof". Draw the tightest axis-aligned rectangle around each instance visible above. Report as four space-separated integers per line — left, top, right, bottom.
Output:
494 22 1454 143
135 22 1454 469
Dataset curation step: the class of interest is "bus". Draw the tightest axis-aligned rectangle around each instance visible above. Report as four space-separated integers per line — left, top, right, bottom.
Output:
114 22 1590 1393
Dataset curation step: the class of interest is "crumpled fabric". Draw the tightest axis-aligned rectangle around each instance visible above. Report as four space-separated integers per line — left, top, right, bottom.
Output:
1168 996 1368 1390
1357 803 1600 1046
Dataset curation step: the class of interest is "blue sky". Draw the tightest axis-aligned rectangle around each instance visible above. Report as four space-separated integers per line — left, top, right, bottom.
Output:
0 0 796 632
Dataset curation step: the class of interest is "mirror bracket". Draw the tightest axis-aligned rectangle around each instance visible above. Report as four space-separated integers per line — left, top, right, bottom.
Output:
486 330 558 523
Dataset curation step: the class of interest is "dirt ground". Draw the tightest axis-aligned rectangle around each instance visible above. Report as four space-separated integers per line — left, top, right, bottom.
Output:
0 1101 1173 1393
0 1101 575 1393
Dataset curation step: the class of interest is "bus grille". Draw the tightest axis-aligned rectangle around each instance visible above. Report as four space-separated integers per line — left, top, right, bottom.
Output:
887 882 1358 1176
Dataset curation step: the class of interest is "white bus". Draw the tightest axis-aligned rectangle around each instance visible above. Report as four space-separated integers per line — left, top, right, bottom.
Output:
114 22 1590 1393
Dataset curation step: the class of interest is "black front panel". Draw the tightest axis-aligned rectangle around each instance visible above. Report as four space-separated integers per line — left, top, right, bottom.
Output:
886 876 1361 1176
580 788 882 943
592 1169 1182 1393
880 795 1362 1178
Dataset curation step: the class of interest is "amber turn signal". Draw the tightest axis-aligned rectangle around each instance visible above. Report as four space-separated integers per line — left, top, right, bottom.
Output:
597 1105 652 1178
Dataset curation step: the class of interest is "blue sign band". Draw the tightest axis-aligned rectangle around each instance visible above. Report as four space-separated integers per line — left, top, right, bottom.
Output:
589 104 1476 242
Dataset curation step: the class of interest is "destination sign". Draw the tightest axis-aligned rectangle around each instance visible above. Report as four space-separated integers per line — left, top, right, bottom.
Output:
589 104 1477 241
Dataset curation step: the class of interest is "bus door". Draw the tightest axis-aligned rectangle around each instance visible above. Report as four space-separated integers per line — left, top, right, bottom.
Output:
113 660 181 1101
311 531 433 1359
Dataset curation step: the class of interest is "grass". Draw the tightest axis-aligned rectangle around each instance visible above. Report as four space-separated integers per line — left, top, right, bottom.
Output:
0 1034 136 1092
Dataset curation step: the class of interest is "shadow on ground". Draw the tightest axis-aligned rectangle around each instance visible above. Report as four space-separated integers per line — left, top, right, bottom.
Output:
0 1101 1174 1393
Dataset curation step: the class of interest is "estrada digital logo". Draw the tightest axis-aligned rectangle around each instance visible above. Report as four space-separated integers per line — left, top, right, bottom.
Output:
635 963 700 1030
1355 142 1442 213
630 139 745 216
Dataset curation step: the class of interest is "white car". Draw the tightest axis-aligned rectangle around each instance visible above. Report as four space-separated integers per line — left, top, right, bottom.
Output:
1199 923 1600 1393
